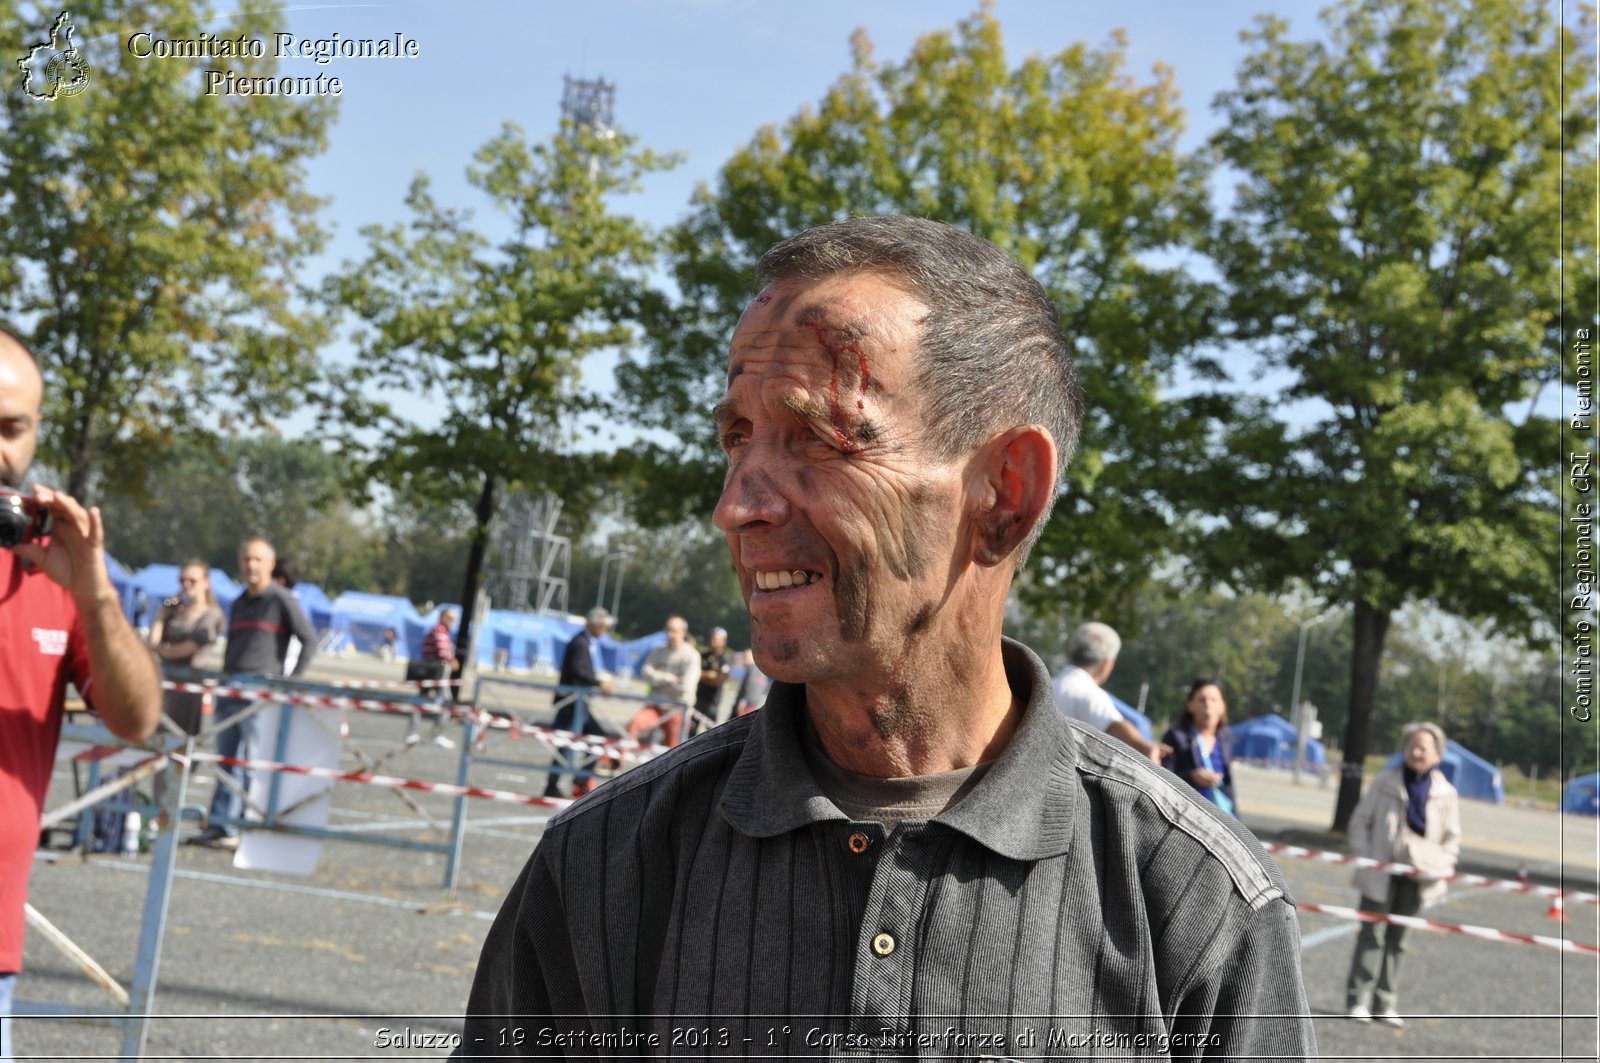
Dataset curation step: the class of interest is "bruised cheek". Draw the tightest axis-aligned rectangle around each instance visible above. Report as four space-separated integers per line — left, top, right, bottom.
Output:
826 482 949 644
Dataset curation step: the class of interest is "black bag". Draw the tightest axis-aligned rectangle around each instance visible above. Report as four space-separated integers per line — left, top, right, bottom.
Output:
404 658 447 683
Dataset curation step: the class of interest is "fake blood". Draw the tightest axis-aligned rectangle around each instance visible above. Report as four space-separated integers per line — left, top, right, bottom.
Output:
801 321 871 453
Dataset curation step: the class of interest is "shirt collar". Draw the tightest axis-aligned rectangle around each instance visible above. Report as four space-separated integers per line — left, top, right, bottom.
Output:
720 637 1080 860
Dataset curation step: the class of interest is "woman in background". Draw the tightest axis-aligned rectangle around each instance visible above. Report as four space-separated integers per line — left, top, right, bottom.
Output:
1161 677 1237 817
1343 721 1461 1028
146 561 225 736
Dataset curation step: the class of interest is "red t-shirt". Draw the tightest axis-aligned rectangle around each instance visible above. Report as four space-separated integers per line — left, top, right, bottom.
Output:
0 547 92 972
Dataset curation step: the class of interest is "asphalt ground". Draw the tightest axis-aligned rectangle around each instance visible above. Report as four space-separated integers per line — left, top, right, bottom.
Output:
12 660 1600 1061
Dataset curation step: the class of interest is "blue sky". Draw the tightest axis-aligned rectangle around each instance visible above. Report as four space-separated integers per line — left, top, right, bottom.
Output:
59 0 1343 445
266 0 1331 259
169 0 1335 439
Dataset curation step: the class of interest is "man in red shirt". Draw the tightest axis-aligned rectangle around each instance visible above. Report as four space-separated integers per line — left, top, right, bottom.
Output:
0 330 162 1042
406 607 458 748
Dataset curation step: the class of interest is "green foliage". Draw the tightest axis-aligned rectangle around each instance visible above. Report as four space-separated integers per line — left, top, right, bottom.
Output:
95 434 384 592
1196 0 1590 628
323 118 678 540
1187 0 1592 823
0 0 336 497
616 5 1215 620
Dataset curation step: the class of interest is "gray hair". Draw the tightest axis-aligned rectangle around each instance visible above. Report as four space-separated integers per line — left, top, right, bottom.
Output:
1401 721 1447 754
1067 622 1121 668
754 216 1083 561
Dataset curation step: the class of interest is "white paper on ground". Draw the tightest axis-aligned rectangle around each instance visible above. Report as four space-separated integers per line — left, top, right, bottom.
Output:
234 704 344 876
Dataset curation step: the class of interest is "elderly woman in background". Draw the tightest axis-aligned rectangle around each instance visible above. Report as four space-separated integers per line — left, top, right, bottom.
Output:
1161 677 1237 817
147 561 226 736
1344 721 1462 1027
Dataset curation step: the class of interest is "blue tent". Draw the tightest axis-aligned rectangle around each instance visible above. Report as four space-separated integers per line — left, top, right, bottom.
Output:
1107 693 1154 741
292 583 335 631
475 610 575 670
1561 772 1600 816
104 552 139 619
1385 740 1504 804
1227 713 1328 766
613 631 667 678
127 563 241 621
326 592 422 655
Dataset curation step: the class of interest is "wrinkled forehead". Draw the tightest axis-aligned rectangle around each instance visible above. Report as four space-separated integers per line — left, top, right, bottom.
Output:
726 275 924 389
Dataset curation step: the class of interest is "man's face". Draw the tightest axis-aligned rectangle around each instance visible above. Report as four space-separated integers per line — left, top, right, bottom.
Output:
665 617 687 647
442 610 458 629
0 339 43 489
709 630 727 652
239 540 275 593
712 272 966 685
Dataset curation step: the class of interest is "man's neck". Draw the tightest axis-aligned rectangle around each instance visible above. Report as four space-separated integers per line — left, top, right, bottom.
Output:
804 628 1019 779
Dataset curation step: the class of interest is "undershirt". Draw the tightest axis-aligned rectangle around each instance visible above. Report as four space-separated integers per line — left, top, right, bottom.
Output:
798 712 993 832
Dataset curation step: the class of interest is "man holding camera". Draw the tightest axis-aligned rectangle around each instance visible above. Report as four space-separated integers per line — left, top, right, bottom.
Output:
0 329 162 1044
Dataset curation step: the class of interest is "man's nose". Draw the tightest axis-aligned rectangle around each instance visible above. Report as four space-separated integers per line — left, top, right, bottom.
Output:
713 451 791 534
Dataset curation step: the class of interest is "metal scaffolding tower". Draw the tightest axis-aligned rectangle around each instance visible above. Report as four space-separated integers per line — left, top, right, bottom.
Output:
486 492 570 617
561 73 616 139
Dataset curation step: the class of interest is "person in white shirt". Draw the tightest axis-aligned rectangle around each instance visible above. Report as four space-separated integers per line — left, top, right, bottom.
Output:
1053 622 1167 763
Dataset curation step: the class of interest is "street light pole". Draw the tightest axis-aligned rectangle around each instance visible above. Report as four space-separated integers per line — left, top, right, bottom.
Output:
609 551 629 627
597 554 615 610
1290 610 1335 782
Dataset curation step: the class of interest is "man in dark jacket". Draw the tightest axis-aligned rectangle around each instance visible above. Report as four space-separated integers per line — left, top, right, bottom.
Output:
456 217 1315 1059
543 607 614 798
190 536 316 848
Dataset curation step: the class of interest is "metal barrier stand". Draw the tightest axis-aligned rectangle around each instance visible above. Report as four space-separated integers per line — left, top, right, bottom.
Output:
17 721 190 1060
191 670 481 875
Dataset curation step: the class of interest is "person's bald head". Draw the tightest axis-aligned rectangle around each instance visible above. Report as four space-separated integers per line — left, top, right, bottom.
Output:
0 329 43 489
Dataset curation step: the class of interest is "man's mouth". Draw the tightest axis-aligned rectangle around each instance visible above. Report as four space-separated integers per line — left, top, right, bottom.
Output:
753 569 822 591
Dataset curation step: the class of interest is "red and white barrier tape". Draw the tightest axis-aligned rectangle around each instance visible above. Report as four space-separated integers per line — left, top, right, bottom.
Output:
333 677 456 690
1264 842 1600 906
1296 902 1600 956
191 752 574 810
160 679 669 763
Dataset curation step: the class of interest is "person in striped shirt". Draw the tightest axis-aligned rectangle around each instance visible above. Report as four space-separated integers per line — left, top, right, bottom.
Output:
456 216 1315 1060
406 607 457 748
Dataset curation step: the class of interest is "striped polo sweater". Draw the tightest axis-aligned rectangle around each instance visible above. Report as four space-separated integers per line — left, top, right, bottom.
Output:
456 640 1316 1060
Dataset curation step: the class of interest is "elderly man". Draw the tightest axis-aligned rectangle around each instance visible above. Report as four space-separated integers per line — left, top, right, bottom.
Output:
543 607 615 798
0 330 162 1045
456 217 1314 1058
1054 621 1169 762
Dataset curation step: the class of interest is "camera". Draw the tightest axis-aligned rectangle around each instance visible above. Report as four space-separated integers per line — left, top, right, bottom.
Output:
0 487 50 549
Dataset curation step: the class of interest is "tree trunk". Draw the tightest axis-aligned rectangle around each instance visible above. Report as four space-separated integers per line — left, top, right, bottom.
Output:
451 471 496 702
1332 598 1393 831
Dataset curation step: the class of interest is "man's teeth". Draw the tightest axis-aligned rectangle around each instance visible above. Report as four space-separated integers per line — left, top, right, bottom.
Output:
755 570 818 591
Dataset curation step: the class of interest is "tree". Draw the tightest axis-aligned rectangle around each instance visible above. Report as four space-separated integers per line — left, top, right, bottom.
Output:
616 5 1215 620
95 434 387 593
0 0 335 497
324 118 677 671
1193 0 1594 829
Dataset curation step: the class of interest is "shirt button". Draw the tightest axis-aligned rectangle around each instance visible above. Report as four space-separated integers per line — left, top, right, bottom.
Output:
871 933 895 957
848 832 871 854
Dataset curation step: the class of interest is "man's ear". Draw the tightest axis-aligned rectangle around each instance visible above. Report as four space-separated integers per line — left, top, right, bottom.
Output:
969 424 1058 567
